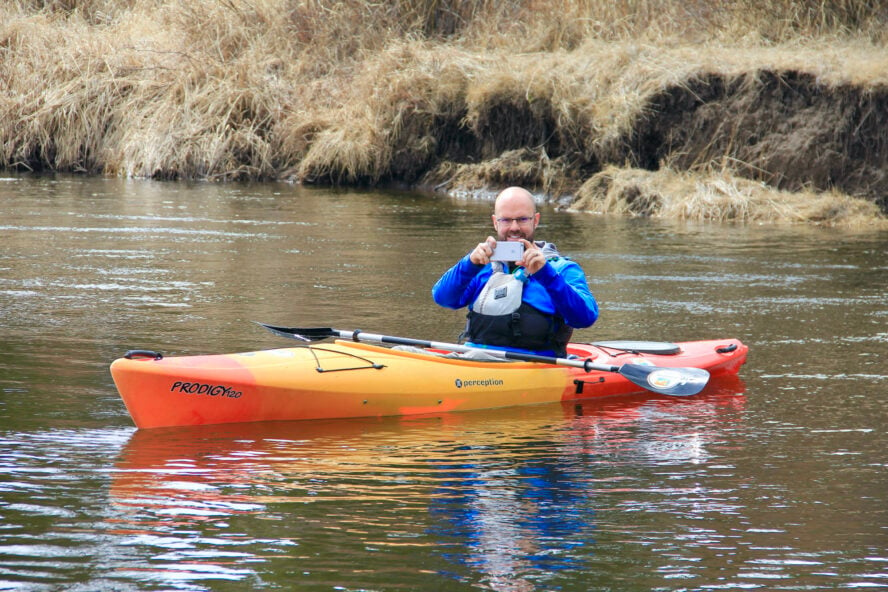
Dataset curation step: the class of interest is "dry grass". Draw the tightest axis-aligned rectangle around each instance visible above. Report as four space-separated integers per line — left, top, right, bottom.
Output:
570 165 888 228
1 0 887 225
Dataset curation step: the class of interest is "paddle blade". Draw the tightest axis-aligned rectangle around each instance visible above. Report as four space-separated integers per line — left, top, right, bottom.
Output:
619 364 710 397
256 323 336 342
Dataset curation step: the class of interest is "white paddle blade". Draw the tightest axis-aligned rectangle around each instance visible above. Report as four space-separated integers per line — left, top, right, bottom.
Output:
620 365 710 396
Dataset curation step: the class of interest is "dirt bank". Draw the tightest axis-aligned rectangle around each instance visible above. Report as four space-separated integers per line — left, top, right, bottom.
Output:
413 63 888 221
619 70 888 211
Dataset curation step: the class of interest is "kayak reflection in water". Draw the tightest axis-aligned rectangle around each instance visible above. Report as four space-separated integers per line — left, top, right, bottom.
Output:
432 186 599 357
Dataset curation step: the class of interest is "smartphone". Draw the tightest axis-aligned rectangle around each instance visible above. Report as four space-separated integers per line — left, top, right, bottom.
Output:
490 241 524 262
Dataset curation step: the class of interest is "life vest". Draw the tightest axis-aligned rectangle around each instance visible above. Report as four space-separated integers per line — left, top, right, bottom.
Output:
462 262 573 356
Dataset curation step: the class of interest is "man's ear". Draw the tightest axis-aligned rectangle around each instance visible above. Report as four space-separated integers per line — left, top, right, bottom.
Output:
491 214 499 231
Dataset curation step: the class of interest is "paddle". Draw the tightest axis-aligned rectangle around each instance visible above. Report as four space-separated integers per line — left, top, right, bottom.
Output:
257 323 710 397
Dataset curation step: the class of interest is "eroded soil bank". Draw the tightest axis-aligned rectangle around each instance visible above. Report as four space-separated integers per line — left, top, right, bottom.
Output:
411 66 888 222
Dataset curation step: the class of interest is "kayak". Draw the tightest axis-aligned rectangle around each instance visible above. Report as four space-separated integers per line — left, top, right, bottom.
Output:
110 336 748 429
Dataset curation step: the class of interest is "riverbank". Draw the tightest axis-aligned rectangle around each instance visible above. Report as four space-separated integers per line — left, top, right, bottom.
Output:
2 1 886 226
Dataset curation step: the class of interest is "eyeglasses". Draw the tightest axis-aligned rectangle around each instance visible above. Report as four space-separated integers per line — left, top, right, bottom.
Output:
495 216 534 226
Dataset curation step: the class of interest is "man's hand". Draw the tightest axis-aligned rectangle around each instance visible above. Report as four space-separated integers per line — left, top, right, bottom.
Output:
517 239 546 275
469 237 497 265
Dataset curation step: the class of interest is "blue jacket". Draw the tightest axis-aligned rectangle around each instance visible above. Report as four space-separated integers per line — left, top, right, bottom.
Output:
432 243 599 330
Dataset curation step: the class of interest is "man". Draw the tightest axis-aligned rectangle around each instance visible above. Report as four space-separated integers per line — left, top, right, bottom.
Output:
432 186 598 357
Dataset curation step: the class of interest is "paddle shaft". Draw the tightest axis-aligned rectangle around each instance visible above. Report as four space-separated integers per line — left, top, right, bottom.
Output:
257 323 710 396
327 328 618 372
268 323 620 372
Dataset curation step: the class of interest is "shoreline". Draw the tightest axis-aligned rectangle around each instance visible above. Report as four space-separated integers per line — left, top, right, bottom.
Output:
2 2 886 227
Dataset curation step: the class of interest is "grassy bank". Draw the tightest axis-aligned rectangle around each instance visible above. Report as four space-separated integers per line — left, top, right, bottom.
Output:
2 1 887 226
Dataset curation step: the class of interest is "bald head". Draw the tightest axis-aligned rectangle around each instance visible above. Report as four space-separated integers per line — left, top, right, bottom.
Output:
494 187 536 214
492 186 539 241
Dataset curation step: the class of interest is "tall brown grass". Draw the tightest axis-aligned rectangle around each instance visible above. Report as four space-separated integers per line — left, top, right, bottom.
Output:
1 0 887 226
570 165 886 227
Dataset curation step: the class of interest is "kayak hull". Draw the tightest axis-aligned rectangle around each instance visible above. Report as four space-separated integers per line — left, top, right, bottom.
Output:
110 339 748 429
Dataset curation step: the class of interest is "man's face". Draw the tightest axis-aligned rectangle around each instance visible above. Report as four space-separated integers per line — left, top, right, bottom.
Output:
492 200 539 242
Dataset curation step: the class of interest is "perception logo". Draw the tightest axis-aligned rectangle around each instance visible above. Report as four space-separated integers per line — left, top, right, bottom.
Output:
455 378 504 388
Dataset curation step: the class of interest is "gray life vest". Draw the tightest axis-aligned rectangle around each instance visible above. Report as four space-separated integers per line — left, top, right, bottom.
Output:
462 255 572 356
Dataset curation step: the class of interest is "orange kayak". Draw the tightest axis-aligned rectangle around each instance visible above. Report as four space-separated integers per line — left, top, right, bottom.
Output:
110 338 748 429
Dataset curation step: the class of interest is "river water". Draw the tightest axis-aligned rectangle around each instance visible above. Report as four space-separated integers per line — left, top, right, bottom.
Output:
1 174 885 591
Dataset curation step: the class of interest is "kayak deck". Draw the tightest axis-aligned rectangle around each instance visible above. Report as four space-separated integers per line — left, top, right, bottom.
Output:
110 338 748 429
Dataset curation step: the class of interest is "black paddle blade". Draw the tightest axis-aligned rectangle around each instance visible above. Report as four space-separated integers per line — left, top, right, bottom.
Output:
619 364 710 397
256 323 337 342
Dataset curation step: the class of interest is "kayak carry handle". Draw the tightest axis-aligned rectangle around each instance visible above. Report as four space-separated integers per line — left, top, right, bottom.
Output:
124 350 163 360
716 344 738 354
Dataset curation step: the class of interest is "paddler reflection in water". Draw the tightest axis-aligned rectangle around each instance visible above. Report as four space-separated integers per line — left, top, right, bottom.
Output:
432 186 598 357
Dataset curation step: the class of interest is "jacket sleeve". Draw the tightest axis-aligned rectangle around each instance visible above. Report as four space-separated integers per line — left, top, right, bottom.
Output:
532 259 599 328
432 255 486 309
